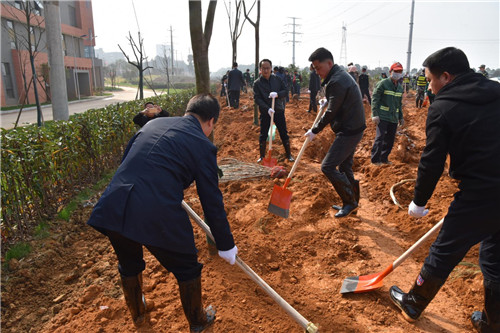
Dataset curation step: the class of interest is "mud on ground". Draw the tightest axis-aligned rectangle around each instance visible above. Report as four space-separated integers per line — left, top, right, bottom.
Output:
1 92 484 332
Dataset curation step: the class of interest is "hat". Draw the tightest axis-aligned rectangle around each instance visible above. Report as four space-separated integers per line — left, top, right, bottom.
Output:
479 64 486 68
390 62 403 71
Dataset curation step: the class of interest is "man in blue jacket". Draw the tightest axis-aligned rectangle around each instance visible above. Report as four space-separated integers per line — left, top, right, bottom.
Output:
389 47 500 332
87 94 237 332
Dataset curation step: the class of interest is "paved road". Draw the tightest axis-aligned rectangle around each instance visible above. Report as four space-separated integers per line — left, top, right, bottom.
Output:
0 86 156 130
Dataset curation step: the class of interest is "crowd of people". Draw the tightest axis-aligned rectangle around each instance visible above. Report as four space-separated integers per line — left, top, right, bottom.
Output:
89 46 499 332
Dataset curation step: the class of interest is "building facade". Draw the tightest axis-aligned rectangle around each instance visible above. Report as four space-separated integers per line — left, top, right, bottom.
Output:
1 0 103 107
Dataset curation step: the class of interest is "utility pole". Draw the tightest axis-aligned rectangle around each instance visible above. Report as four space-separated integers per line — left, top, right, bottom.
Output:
406 0 415 74
339 23 347 67
284 17 301 67
170 25 174 76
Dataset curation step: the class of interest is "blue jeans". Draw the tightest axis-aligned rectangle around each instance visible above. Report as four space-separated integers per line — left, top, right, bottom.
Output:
371 119 397 163
321 131 363 185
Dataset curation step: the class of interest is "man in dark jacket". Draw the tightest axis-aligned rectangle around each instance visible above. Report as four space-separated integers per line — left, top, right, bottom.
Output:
389 47 500 333
227 62 245 108
87 94 238 331
253 59 294 162
133 102 170 128
358 66 371 105
308 64 321 113
305 48 366 218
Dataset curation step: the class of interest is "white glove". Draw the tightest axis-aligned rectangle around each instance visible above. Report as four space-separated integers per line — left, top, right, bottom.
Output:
408 201 429 218
268 108 275 117
372 116 380 125
218 245 238 265
304 129 316 141
269 92 278 99
319 98 327 108
307 90 311 93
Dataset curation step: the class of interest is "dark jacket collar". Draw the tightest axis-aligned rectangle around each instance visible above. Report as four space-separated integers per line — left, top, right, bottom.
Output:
321 64 341 86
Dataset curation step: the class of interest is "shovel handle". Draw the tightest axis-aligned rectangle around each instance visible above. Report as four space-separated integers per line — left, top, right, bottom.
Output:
181 200 318 333
392 218 444 270
269 97 276 151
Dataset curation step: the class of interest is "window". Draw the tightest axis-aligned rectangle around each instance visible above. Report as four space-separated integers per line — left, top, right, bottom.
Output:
68 4 77 27
2 63 16 99
14 1 23 10
6 20 16 49
33 1 43 16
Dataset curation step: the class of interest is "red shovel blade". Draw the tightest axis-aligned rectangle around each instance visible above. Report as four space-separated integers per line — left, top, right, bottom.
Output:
262 151 277 167
268 181 292 218
340 265 394 294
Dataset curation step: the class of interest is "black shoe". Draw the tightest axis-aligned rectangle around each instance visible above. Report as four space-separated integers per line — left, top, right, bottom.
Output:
120 273 147 326
332 204 358 215
334 204 358 217
471 280 500 332
257 141 266 163
330 175 358 218
389 269 445 322
283 140 295 162
178 276 216 332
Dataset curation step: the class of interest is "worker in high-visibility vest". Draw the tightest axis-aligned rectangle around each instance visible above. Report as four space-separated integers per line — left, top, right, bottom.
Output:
416 70 427 108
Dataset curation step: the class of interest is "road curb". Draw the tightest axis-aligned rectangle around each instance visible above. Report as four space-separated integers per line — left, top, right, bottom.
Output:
0 95 113 115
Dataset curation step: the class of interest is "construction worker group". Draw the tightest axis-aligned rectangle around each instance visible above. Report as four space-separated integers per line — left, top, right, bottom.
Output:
87 46 500 332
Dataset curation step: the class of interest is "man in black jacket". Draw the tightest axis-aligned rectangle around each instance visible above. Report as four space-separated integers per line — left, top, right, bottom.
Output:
133 102 170 128
305 48 366 218
389 47 500 332
253 59 294 162
308 64 321 113
88 94 237 331
227 62 245 108
358 66 371 105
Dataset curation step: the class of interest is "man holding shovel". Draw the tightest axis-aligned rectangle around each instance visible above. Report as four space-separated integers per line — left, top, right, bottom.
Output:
305 47 366 218
389 47 500 332
87 94 238 332
254 58 294 162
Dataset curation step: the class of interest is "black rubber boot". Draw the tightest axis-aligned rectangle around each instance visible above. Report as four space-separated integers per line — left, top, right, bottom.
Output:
120 273 147 326
389 268 446 322
257 141 266 163
283 140 295 162
331 175 358 218
332 179 359 213
471 280 500 332
178 276 216 332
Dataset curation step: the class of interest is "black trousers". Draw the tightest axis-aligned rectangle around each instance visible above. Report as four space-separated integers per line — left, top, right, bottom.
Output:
423 191 500 283
259 111 289 144
360 87 371 105
107 230 203 282
321 131 363 185
228 90 240 108
309 90 318 112
371 119 398 163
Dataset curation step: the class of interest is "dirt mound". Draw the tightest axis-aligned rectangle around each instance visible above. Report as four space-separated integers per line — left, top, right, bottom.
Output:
2 93 484 332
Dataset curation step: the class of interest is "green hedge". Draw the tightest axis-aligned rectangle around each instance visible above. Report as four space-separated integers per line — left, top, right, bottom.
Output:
1 90 194 241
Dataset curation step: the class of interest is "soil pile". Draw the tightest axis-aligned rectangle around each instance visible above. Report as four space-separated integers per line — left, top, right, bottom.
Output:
1 91 483 332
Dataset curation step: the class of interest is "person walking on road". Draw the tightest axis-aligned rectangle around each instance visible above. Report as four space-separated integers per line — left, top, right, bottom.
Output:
228 62 245 108
370 62 404 165
253 59 294 162
359 66 371 105
307 64 321 113
305 47 366 218
389 47 500 333
87 94 238 332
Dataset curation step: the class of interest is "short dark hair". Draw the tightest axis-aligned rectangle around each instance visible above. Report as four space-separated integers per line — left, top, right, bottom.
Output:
144 101 154 107
308 47 334 63
259 59 272 68
423 47 470 76
273 66 279 71
186 94 220 123
233 62 238 67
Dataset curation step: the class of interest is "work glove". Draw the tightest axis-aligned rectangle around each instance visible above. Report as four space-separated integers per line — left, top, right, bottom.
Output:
268 108 275 117
269 92 278 99
408 201 429 218
218 245 238 265
307 90 311 93
372 116 380 125
304 129 316 141
319 98 327 108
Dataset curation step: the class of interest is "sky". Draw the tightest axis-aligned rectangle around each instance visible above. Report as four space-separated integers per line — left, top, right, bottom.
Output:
92 0 500 74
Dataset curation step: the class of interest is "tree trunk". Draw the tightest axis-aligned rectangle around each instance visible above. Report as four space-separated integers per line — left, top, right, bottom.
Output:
139 66 144 99
30 54 43 127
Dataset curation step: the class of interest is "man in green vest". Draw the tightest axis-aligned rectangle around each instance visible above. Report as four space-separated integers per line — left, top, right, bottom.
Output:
371 62 404 165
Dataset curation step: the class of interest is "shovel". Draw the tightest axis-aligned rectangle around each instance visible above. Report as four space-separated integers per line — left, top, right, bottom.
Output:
181 201 318 333
268 101 328 218
340 218 444 294
262 97 278 167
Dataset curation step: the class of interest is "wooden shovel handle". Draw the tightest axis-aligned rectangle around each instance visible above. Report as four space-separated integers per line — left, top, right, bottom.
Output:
181 200 318 332
269 97 276 151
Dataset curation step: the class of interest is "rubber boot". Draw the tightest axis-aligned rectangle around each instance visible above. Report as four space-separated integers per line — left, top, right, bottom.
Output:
471 280 500 332
331 175 358 218
257 141 266 163
178 276 216 332
389 268 446 322
120 273 147 326
332 179 359 214
283 140 295 162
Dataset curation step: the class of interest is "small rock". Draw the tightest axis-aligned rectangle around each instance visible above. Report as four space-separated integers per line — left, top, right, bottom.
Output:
52 304 62 315
65 271 79 283
70 307 81 315
150 318 158 325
